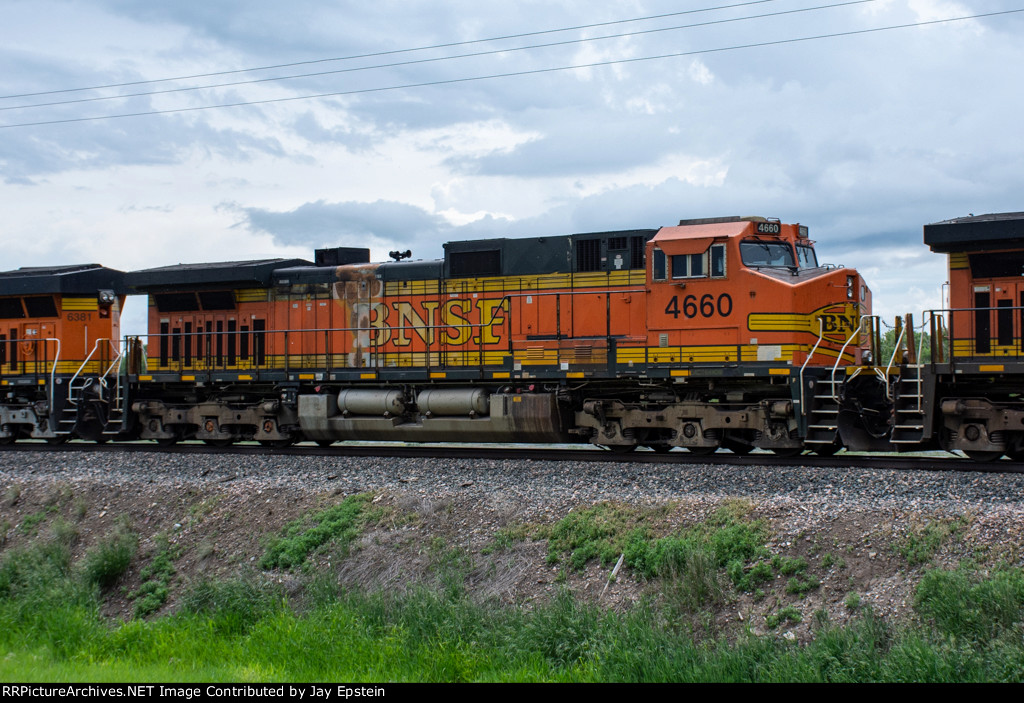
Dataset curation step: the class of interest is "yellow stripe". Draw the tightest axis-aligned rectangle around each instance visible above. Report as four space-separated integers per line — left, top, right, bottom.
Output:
238 374 253 380
138 375 152 381
670 369 690 377
181 375 195 381
385 269 648 297
769 368 791 375
298 373 315 380
491 371 510 378
360 373 376 379
429 372 446 379
566 372 585 378
949 252 969 270
979 365 1004 372
61 297 98 311
235 288 269 302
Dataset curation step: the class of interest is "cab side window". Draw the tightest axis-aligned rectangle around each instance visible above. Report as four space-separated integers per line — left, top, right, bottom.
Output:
672 254 705 279
652 249 667 281
670 244 727 280
710 244 726 278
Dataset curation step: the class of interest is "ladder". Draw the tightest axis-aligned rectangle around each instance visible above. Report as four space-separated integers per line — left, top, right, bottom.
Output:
804 375 841 447
890 364 928 445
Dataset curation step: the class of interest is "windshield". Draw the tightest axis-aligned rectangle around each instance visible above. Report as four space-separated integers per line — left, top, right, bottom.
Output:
796 244 818 268
740 241 795 268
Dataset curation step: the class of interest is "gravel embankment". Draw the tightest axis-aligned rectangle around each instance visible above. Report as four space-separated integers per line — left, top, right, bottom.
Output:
3 449 1023 512
3 448 1022 633
4 449 1023 552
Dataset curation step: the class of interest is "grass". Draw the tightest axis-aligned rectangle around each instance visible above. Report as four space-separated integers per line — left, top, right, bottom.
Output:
260 493 382 570
897 515 970 566
79 520 137 589
129 535 178 617
1 519 1024 681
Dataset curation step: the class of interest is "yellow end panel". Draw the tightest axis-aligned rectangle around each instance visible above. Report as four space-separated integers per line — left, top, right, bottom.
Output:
60 297 98 311
948 252 969 270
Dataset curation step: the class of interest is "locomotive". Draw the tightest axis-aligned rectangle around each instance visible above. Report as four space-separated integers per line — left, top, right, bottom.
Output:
1 211 1019 461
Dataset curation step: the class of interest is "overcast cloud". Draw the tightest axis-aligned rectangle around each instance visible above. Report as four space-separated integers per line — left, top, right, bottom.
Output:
2 0 1023 336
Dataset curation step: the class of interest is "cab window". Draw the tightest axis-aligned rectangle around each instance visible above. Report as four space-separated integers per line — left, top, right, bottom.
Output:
740 241 795 268
710 244 726 278
652 249 666 281
672 253 705 279
796 244 818 268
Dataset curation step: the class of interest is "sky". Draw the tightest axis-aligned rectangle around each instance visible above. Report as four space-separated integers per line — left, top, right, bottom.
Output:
2 0 1022 337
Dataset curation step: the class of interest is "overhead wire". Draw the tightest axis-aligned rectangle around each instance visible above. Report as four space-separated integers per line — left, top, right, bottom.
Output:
0 0 782 101
1 7 1019 130
0 0 877 114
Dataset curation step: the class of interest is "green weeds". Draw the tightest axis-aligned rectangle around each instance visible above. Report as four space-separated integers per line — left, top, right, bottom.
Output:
897 516 970 566
260 493 381 570
79 519 137 589
129 536 179 618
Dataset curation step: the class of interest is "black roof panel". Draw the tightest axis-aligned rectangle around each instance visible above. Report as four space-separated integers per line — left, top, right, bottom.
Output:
0 264 127 296
126 258 311 291
924 212 1024 252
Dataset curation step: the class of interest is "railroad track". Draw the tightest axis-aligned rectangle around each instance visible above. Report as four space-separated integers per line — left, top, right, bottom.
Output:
2 441 1021 473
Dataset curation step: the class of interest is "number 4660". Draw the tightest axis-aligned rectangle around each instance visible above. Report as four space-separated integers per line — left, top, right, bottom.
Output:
664 293 732 319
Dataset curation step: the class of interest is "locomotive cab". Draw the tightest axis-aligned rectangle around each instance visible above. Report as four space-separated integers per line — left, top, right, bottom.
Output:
645 217 868 370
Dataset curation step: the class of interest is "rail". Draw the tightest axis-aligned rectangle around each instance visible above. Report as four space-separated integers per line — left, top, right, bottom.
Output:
831 315 876 403
68 339 119 406
799 318 826 411
921 305 1024 369
139 288 663 376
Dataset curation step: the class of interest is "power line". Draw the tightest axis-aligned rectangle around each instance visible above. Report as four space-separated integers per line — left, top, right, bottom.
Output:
0 0 875 114
2 8 1019 130
0 0 781 101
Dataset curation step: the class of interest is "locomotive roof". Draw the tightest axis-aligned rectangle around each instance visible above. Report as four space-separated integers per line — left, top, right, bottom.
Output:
924 212 1024 253
125 258 311 291
0 263 126 296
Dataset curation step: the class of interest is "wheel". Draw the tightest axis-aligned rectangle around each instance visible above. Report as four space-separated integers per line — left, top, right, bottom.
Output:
156 436 178 447
316 440 335 448
647 444 672 454
605 444 638 454
811 443 841 457
687 446 718 456
259 439 293 448
1007 449 1024 462
203 439 234 447
723 440 752 456
965 450 1003 463
45 436 70 445
771 447 804 458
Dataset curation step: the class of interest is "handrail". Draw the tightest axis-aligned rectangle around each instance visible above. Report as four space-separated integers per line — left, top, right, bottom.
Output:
42 338 60 413
799 318 826 412
831 315 876 403
68 339 113 406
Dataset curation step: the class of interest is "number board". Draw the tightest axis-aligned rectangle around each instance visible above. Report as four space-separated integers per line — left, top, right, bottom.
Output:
755 222 781 234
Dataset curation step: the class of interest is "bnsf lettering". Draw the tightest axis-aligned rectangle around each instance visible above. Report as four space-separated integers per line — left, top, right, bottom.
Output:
665 294 733 320
370 298 506 347
65 312 92 322
821 314 858 333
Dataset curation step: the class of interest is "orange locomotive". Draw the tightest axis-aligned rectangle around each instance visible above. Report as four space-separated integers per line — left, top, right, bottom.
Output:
125 216 870 453
0 264 126 443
